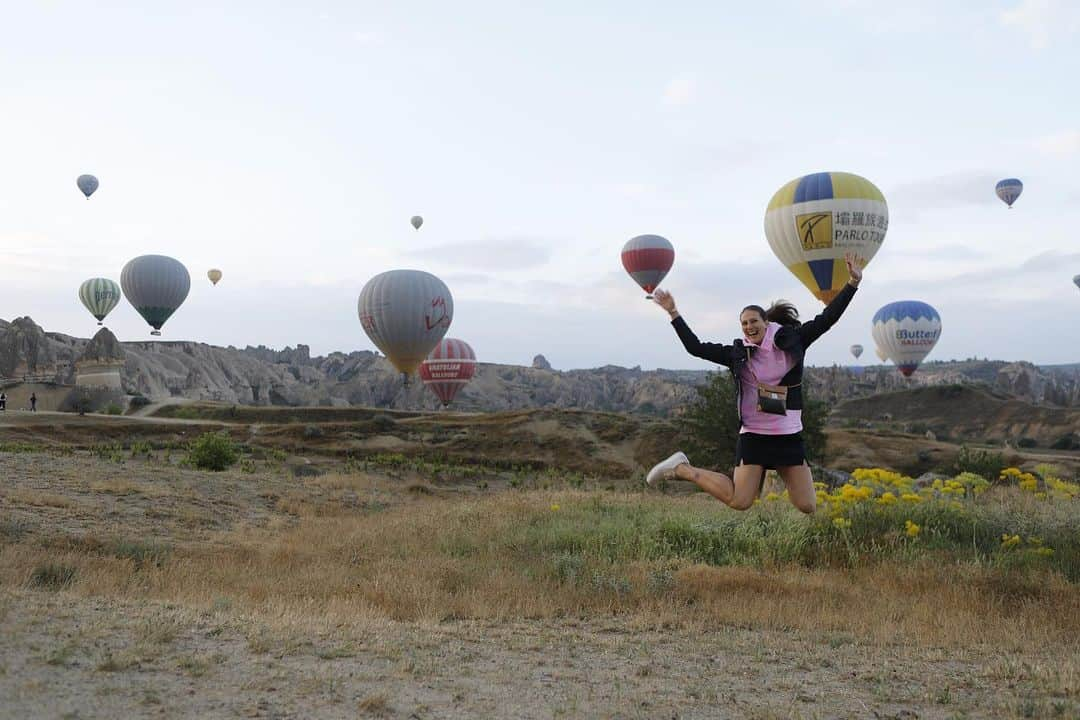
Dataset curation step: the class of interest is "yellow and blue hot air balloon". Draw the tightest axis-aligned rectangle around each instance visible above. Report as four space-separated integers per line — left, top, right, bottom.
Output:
764 172 888 304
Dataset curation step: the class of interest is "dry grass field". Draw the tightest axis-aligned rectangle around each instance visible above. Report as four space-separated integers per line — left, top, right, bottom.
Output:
1 409 1078 719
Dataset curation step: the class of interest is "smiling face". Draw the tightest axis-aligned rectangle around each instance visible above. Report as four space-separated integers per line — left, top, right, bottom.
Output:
740 308 767 344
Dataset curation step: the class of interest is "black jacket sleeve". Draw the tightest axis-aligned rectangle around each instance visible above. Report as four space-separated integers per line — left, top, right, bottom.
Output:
671 316 735 367
791 283 858 350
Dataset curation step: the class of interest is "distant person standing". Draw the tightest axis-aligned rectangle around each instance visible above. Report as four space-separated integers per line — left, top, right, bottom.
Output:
30 392 37 412
0 392 6 411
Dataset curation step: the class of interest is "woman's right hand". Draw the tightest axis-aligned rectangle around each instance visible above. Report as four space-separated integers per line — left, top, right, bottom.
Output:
653 289 678 317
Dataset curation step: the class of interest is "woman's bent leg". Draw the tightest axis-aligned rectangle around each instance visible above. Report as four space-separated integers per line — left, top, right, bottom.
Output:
675 462 764 511
778 463 816 514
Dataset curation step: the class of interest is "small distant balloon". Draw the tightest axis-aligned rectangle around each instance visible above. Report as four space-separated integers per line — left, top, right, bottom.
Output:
872 300 942 377
208 269 222 286
995 178 1023 208
874 345 888 363
850 344 863 360
78 278 121 325
77 174 99 199
1073 274 1080 291
410 215 423 230
621 234 674 299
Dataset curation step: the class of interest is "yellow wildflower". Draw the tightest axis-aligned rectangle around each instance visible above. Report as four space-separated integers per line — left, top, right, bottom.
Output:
833 517 852 530
904 520 921 538
1034 547 1054 558
1001 534 1022 549
765 492 781 502
877 492 897 505
900 493 922 503
550 504 560 511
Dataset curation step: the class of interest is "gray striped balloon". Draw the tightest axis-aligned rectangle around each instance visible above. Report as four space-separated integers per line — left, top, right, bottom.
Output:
78 278 121 325
358 269 453 377
120 255 191 336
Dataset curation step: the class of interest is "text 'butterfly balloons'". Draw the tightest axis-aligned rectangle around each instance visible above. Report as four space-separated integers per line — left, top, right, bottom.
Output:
872 301 942 377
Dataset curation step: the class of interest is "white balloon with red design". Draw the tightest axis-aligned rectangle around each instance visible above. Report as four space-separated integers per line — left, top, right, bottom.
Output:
420 338 476 407
358 269 453 378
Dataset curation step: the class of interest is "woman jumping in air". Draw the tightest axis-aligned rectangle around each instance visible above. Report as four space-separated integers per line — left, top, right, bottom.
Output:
645 253 864 514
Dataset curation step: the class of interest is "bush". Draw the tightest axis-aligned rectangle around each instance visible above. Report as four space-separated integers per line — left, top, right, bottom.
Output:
60 387 126 416
1050 433 1079 451
104 403 124 415
952 445 1006 481
1017 437 1038 449
128 395 152 411
187 432 239 471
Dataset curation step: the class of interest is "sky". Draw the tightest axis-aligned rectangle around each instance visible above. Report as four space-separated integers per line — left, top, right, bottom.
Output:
1 0 1078 371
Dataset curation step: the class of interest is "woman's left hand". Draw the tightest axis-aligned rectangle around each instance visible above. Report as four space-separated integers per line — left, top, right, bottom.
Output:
845 253 864 287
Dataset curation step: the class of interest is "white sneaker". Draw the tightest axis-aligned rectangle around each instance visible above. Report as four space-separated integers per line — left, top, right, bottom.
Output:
646 451 689 485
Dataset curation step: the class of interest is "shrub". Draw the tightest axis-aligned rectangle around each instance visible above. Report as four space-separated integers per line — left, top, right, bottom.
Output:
29 563 76 591
104 403 124 415
60 387 126 415
128 395 152 411
1050 433 1079 451
187 432 239 471
1017 437 1038 449
952 445 1006 480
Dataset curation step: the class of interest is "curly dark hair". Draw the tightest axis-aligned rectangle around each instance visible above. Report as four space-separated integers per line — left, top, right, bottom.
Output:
741 300 800 327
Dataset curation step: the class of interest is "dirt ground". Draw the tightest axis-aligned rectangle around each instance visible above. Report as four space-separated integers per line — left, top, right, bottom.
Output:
1 413 1077 719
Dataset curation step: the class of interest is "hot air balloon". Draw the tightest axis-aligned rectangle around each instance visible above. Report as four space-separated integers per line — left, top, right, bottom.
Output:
874 345 888 363
621 234 674 299
420 338 476 407
850 344 864 360
410 215 423 230
872 301 941 377
120 255 191 336
764 172 888 304
996 178 1023 208
1073 274 1079 291
358 269 453 380
77 174 99 199
208 269 222 286
78 278 121 326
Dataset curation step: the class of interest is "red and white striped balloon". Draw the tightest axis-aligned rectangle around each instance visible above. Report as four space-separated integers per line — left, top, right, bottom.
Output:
419 338 477 407
621 234 674 298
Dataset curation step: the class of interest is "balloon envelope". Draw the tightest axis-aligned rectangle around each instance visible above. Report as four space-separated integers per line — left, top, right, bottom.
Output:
1073 274 1079 290
872 301 941 377
765 172 888 304
874 346 888 362
410 215 423 230
850 344 863 359
78 278 121 325
77 174 99 198
996 178 1023 208
358 269 453 376
420 338 476 407
208 269 222 285
621 234 674 296
120 255 191 335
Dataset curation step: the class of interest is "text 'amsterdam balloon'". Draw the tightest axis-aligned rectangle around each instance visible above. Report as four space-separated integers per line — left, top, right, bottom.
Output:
621 234 674 298
765 172 888 304
121 255 191 336
996 178 1023 209
420 338 476 407
872 301 941 377
78 278 121 325
358 269 453 378
77 174 99 199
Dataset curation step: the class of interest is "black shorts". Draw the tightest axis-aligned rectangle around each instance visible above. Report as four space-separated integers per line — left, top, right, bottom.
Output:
735 432 806 470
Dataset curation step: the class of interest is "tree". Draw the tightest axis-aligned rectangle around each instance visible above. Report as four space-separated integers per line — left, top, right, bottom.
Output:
678 371 828 470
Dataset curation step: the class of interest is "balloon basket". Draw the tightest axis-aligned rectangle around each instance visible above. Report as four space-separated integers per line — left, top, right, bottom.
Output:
151 331 161 337
644 294 654 300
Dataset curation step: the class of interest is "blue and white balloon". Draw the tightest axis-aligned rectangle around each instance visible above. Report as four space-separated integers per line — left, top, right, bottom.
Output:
871 301 942 377
995 178 1022 208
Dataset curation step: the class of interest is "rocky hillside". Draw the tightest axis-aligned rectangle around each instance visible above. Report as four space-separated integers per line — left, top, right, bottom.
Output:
1 316 1077 413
